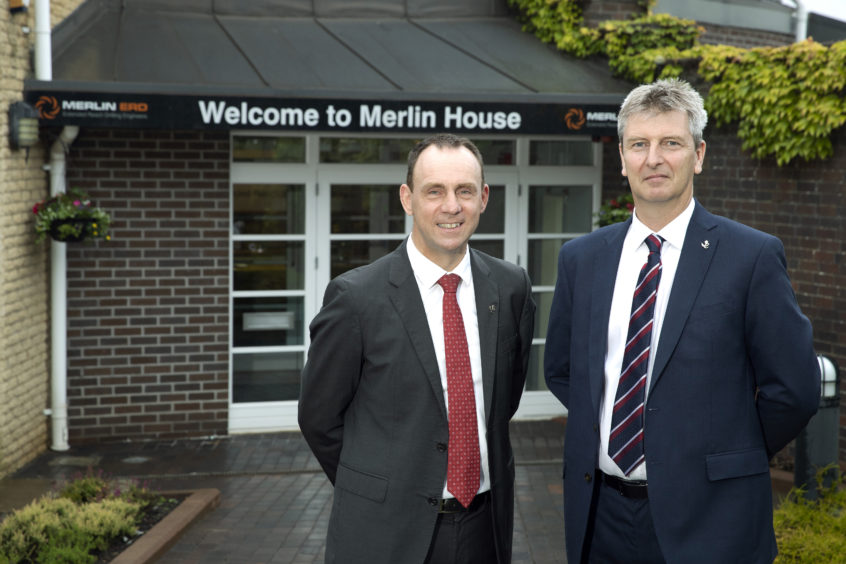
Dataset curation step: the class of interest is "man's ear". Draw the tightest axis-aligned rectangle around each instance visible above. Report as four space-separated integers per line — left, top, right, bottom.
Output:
399 184 413 216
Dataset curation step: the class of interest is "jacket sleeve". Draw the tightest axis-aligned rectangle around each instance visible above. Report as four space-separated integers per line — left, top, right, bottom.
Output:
544 243 574 409
746 237 820 457
298 277 363 484
512 267 536 417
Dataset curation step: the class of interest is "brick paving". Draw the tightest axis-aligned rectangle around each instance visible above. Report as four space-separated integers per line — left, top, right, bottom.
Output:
4 418 569 563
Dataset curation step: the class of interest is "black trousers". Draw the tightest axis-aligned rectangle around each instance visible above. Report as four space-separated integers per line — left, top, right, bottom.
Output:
582 478 666 564
424 493 497 564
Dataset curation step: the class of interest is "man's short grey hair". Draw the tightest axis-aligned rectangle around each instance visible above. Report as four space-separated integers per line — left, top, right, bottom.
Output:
617 78 708 146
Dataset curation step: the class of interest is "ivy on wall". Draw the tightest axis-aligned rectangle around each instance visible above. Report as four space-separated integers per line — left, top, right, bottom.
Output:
509 0 846 165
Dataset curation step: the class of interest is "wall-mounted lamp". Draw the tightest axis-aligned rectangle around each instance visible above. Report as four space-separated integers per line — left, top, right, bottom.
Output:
8 101 40 151
9 0 30 14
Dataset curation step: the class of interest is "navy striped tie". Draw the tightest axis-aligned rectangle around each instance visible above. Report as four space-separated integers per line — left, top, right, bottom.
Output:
609 234 663 476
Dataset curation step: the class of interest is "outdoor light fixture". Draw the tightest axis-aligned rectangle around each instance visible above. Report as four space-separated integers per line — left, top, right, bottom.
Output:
8 101 40 150
9 0 29 14
817 354 839 402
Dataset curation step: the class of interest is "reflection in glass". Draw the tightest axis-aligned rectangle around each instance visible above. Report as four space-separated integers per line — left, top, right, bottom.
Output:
526 344 547 391
331 185 406 234
233 241 305 291
234 297 304 347
477 185 504 234
233 184 305 235
233 136 305 163
233 352 303 402
320 137 418 163
533 292 555 340
331 240 402 278
529 185 593 233
528 239 568 287
530 140 593 166
473 139 515 165
470 240 504 260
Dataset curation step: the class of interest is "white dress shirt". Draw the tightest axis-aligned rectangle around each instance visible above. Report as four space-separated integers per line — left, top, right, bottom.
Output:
598 199 694 480
406 237 490 498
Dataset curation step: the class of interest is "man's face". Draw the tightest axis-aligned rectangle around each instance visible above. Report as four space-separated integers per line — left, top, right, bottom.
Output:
619 109 705 213
400 145 489 271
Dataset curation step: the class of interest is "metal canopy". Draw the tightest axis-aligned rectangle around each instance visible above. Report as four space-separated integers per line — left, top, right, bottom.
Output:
41 0 632 103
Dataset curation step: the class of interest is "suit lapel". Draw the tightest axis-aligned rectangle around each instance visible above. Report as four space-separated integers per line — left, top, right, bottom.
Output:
470 250 497 424
388 243 447 418
590 223 628 411
650 203 719 393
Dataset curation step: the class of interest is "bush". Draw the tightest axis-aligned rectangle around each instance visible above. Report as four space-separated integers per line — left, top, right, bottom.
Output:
774 468 846 563
0 469 166 564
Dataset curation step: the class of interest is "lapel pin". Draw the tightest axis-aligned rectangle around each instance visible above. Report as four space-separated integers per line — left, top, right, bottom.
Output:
701 240 710 249
489 304 496 313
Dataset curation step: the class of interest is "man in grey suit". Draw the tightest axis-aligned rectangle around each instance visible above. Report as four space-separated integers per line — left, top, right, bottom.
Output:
299 133 535 564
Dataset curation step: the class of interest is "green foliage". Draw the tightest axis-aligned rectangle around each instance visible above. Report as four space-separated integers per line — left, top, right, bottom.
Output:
32 187 112 243
0 469 165 564
773 468 846 562
508 0 846 165
596 193 634 227
0 497 138 564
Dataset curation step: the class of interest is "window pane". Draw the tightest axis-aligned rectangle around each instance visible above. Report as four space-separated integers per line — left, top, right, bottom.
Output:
320 137 418 163
525 344 547 391
233 136 305 163
477 185 504 234
470 240 504 260
530 140 593 165
473 139 515 165
529 185 593 233
233 184 305 235
331 240 401 278
331 185 406 234
234 241 305 291
234 297 304 347
233 352 303 402
528 238 568 286
533 291 554 340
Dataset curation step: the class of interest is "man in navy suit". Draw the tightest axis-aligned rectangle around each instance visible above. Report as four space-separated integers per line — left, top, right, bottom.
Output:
545 78 820 563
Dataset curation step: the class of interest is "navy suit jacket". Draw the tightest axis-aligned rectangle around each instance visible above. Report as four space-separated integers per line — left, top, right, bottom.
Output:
545 201 819 563
299 240 535 564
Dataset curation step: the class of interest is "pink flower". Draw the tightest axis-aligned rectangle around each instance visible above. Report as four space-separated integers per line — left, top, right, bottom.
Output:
626 203 634 211
73 200 82 206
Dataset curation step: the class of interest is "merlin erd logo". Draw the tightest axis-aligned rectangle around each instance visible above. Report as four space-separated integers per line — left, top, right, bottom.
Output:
564 108 586 130
35 96 60 119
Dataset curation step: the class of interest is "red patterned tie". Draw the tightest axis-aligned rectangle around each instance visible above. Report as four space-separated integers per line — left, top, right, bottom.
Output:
438 273 480 508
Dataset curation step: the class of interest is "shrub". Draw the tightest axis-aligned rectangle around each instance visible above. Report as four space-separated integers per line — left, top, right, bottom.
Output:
774 468 846 562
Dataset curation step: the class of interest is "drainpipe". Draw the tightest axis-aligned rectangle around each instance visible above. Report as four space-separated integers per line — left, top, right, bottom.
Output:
34 0 76 451
47 127 78 452
795 0 808 42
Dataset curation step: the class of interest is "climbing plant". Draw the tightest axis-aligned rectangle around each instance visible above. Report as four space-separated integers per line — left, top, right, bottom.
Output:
508 0 846 165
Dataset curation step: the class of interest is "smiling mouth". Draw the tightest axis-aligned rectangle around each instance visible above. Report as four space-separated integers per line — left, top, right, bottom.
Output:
438 223 462 229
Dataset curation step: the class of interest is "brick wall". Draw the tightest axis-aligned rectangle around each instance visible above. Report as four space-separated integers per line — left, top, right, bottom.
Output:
63 129 230 443
582 0 642 27
602 124 846 469
699 23 793 48
0 1 51 479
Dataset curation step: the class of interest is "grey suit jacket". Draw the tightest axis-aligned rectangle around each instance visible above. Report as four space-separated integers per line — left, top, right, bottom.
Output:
299 240 535 564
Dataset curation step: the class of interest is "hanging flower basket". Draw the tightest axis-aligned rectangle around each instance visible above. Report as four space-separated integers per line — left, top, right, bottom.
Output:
33 188 112 243
595 193 634 227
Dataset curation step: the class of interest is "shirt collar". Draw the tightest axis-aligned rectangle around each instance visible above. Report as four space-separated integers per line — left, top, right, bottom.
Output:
628 197 695 251
406 236 472 289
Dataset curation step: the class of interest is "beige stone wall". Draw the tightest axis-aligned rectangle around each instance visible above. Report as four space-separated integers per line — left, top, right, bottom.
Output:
0 0 84 479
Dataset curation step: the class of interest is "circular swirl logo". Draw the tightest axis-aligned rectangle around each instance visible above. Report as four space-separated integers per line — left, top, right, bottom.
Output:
564 108 586 130
35 96 60 119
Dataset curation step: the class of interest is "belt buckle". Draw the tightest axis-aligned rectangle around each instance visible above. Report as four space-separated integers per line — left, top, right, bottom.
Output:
438 498 463 513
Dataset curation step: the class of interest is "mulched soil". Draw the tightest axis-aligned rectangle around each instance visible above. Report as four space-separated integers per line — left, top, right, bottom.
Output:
93 493 187 563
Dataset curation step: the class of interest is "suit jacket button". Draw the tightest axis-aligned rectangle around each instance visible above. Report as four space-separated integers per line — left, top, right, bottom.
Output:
436 442 447 452
592 424 598 433
428 497 439 506
584 473 592 483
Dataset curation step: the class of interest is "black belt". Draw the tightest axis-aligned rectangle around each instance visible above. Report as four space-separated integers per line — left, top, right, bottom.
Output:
437 491 491 513
598 470 649 499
